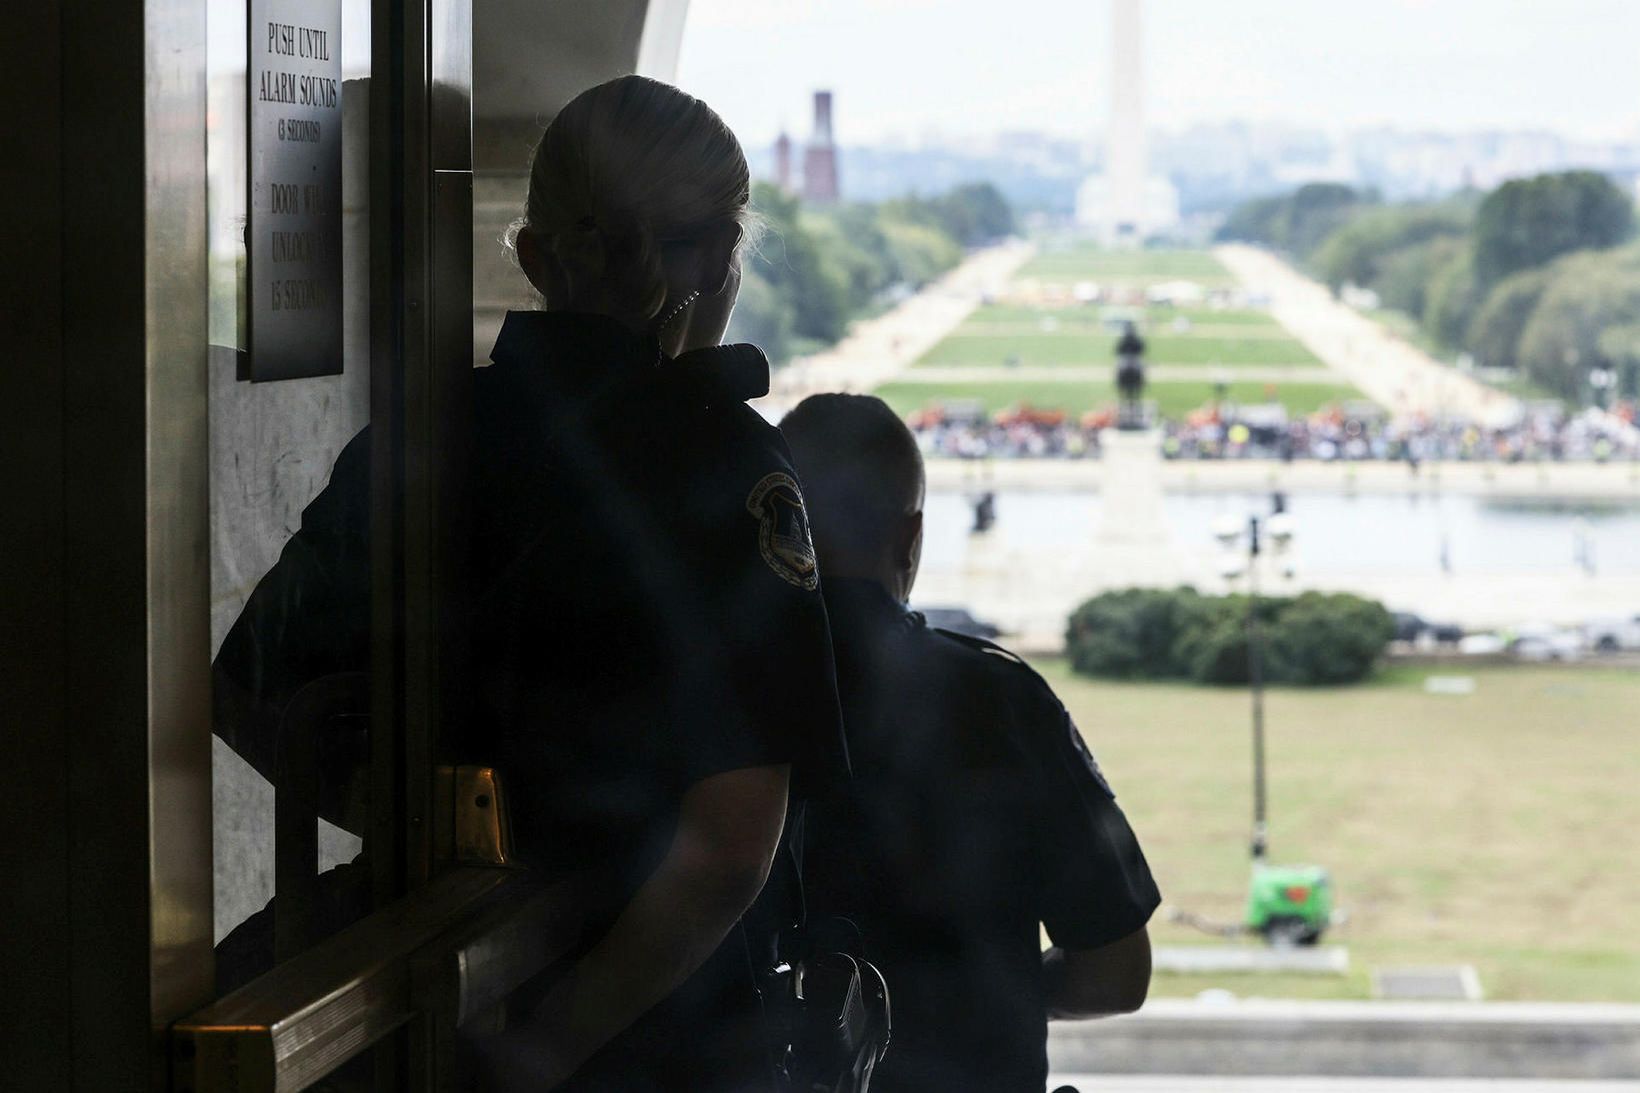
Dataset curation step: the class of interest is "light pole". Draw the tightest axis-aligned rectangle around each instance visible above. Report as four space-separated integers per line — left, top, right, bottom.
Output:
1213 499 1334 946
1214 498 1296 863
1590 367 1616 412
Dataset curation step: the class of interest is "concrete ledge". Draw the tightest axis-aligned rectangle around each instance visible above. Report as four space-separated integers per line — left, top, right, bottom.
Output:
1048 1000 1640 1080
924 457 1640 501
1153 946 1350 975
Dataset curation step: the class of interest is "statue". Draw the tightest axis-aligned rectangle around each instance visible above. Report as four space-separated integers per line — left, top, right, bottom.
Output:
970 490 996 535
1115 320 1148 430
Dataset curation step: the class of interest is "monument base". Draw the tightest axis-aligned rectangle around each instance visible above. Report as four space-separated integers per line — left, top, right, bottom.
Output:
1092 428 1182 586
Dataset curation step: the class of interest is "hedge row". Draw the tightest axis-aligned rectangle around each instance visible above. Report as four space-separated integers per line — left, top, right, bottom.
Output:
1065 587 1395 686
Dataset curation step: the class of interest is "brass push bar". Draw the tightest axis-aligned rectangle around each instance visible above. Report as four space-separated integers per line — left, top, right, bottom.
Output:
175 769 570 1092
175 866 508 1092
173 865 584 1092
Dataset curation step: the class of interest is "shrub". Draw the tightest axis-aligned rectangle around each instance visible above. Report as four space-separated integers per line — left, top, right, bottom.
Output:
1067 588 1392 686
1064 587 1205 679
1267 592 1396 685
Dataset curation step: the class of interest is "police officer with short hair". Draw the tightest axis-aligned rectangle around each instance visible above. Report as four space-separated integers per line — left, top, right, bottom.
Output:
782 393 1159 1093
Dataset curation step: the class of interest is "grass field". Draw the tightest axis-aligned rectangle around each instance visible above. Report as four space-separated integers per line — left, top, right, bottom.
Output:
877 244 1372 421
1034 661 1640 1001
917 332 1322 368
1018 245 1237 287
963 304 1286 330
876 379 1362 420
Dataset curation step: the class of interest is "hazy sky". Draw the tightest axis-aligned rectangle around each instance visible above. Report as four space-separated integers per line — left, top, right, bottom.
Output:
676 0 1640 145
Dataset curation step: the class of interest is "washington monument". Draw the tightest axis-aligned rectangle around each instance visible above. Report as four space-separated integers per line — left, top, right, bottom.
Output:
1107 0 1147 243
1077 0 1178 243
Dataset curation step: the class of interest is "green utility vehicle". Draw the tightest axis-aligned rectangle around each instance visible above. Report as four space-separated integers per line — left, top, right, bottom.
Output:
1246 862 1333 945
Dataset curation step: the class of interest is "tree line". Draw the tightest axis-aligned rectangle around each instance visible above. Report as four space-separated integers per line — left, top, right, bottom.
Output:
1219 172 1640 402
729 181 1015 364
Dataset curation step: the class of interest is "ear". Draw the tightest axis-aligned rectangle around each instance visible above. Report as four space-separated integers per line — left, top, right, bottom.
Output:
699 224 743 297
895 509 924 571
515 228 553 299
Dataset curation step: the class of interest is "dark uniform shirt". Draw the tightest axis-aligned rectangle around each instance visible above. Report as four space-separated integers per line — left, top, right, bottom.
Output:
214 311 850 1092
804 579 1159 1093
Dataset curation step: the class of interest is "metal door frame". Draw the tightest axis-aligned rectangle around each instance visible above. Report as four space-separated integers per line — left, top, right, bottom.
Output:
371 0 474 913
2 0 214 1086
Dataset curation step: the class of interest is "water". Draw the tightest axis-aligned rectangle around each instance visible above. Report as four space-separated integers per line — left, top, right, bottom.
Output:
923 490 1640 577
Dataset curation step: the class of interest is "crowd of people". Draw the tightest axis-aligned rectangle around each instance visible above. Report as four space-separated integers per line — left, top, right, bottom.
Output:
906 400 1640 463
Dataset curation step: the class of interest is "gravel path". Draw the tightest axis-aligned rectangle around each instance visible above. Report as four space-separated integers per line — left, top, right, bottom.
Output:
1214 244 1521 426
762 240 1036 413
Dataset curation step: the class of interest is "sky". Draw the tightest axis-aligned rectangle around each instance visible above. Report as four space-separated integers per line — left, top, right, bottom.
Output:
675 0 1640 146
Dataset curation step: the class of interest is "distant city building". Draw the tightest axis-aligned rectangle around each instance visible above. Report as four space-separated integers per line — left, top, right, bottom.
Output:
803 90 840 204
773 130 793 192
740 117 1640 222
1078 0 1178 244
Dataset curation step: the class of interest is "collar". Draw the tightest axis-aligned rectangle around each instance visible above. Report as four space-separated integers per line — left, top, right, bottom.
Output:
490 310 657 385
490 310 770 403
822 577 919 630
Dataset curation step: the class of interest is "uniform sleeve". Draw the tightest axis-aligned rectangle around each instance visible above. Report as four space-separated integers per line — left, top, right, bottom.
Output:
1030 701 1161 950
213 427 373 783
664 419 851 798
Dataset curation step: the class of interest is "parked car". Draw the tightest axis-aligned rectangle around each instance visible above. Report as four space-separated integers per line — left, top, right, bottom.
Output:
1458 633 1508 656
1511 623 1586 663
1582 615 1640 653
1393 611 1465 646
1391 611 1425 643
917 606 1003 640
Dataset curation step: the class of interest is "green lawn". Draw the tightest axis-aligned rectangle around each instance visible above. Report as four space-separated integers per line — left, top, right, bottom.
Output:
963 304 1285 330
1031 661 1640 1002
1018 246 1236 286
918 332 1321 368
874 379 1362 419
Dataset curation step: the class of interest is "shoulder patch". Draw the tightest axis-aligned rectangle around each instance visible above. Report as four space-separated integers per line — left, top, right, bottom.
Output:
1065 715 1116 799
746 472 819 590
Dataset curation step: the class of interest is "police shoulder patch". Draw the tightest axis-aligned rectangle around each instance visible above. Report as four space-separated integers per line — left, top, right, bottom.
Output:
746 472 819 590
1065 714 1116 799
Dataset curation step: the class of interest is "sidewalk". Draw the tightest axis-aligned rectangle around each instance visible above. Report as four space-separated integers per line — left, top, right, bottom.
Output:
1049 999 1640 1082
1053 1079 1640 1092
1214 245 1521 426
761 239 1036 413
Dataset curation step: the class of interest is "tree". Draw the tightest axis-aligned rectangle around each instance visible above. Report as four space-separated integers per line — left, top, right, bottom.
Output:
1516 246 1640 398
803 214 890 313
1596 323 1640 402
1281 183 1372 258
878 219 962 289
934 182 1016 245
1217 184 1370 258
1465 268 1552 372
724 265 794 363
1374 236 1464 320
1423 247 1484 350
1313 205 1470 296
737 179 1012 364
1216 193 1289 246
746 182 849 343
1471 170 1634 289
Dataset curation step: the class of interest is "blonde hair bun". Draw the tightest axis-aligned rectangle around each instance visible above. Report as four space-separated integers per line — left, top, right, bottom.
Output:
515 76 752 325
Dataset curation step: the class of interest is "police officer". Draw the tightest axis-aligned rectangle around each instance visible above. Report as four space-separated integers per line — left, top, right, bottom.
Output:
215 77 848 1091
781 394 1158 1093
